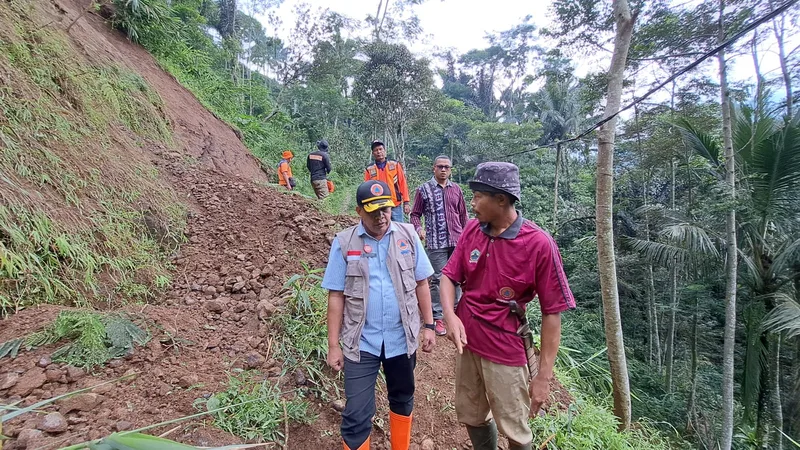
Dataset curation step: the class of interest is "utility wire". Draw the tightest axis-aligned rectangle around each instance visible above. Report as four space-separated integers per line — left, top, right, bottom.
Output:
503 0 799 158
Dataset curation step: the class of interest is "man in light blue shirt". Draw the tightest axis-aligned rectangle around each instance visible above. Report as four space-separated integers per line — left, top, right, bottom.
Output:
323 180 436 450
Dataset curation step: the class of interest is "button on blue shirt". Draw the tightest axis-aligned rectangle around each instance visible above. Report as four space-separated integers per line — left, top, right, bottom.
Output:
322 222 434 358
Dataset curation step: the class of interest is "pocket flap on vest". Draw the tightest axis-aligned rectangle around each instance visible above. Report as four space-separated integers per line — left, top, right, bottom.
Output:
344 262 364 297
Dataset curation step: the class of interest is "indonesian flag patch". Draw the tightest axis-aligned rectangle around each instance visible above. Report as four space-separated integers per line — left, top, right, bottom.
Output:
346 250 362 262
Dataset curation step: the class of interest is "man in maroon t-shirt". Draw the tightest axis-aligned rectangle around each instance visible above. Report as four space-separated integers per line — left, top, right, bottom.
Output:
440 162 575 450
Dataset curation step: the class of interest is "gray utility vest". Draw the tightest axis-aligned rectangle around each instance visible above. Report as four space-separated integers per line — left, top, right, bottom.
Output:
335 222 421 362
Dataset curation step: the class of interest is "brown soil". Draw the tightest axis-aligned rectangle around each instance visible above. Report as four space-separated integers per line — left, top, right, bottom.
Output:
0 1 572 449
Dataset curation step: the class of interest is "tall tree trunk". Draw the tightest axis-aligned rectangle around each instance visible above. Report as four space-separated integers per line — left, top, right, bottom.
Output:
769 0 793 119
718 0 739 447
648 264 661 371
664 159 678 392
751 31 763 110
553 142 561 231
687 292 699 436
768 336 783 450
664 264 679 392
595 0 635 431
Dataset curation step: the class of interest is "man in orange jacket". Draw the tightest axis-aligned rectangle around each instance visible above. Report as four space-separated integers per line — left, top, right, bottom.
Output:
364 140 411 222
278 150 295 190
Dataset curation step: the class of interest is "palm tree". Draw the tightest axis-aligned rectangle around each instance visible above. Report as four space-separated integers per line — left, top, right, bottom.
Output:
533 78 587 230
675 106 800 449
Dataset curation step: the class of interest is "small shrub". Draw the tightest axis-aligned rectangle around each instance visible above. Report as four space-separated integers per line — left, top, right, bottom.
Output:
271 264 339 398
198 372 315 444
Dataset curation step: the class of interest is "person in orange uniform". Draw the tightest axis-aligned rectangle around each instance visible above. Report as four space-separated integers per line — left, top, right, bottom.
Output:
278 150 295 190
364 140 411 222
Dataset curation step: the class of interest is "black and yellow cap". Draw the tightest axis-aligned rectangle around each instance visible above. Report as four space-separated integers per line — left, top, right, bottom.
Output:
357 180 394 213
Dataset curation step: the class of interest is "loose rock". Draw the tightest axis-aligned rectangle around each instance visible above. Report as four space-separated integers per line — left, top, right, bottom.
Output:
421 438 435 450
36 356 52 368
295 369 307 386
205 300 224 313
256 299 276 320
45 368 63 382
244 352 265 370
0 372 19 390
65 366 85 382
38 412 68 433
115 420 134 432
58 393 104 413
10 368 46 397
16 429 43 445
178 374 199 388
108 359 124 368
331 399 346 413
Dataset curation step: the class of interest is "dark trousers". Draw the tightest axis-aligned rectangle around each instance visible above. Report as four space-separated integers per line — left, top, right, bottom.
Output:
341 347 416 449
428 246 461 320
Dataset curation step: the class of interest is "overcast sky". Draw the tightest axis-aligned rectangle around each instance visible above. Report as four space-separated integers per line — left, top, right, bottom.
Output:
261 0 793 91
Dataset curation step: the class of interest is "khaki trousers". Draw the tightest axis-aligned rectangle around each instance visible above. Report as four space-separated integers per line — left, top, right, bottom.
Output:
455 348 532 446
312 179 329 199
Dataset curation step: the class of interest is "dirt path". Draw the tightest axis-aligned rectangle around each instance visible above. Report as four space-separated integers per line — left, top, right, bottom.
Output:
0 146 471 449
0 151 569 450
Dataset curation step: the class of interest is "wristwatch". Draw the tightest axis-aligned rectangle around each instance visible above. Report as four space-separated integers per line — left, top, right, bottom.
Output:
423 323 436 331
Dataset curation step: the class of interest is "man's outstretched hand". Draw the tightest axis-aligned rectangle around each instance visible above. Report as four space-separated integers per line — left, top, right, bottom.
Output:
529 374 550 417
444 314 468 354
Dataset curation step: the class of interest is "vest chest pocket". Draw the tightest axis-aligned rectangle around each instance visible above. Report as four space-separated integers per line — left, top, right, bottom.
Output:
397 255 417 293
343 262 364 298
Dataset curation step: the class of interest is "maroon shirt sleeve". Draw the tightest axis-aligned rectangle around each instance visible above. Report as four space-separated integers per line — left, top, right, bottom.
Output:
533 233 576 314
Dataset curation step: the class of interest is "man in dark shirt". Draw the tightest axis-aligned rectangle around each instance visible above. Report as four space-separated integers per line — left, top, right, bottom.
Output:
307 140 332 199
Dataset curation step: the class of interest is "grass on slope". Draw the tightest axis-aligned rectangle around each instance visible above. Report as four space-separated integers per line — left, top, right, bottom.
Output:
0 0 185 315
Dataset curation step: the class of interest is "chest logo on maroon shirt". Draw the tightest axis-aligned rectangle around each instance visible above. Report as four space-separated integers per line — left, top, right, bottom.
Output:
499 287 516 299
469 249 480 263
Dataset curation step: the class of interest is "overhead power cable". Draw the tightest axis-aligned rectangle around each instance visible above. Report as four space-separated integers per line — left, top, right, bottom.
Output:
503 0 799 158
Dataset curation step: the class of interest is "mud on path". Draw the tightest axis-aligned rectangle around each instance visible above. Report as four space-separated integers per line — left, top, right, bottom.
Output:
0 152 572 450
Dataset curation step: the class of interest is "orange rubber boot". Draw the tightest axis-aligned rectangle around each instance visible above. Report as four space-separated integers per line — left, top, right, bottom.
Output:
389 411 413 450
343 436 370 450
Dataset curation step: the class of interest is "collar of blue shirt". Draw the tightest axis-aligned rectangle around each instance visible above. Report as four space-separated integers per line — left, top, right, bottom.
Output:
357 221 398 239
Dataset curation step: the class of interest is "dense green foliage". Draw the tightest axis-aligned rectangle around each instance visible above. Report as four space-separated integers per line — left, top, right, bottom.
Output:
107 0 800 447
2 0 796 447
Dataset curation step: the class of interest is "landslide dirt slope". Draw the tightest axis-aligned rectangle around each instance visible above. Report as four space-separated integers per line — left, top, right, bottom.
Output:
0 2 571 449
